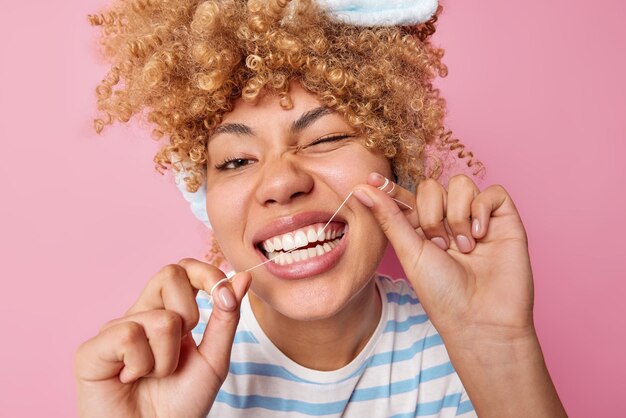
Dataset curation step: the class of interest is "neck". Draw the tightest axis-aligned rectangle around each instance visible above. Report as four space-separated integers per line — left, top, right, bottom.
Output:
249 279 382 371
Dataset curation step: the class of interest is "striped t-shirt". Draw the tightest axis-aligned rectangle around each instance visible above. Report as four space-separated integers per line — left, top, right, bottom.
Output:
192 274 476 417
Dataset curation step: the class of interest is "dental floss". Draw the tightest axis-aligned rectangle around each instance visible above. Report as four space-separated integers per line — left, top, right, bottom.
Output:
209 277 231 301
321 191 354 234
211 179 414 299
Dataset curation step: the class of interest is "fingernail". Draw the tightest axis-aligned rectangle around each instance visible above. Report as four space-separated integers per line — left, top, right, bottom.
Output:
431 237 448 250
456 235 472 253
218 286 236 311
353 189 374 208
472 219 480 235
369 172 385 185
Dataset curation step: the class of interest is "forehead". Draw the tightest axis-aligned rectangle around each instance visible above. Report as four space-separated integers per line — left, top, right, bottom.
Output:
220 83 324 125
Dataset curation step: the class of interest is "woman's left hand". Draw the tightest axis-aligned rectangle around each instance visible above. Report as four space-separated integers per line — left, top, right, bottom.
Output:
353 173 535 345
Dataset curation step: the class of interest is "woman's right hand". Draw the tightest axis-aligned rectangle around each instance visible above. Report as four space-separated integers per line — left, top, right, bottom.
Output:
74 258 251 418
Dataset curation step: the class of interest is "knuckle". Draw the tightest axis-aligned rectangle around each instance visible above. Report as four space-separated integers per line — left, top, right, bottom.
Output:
417 178 439 192
488 183 507 195
177 257 195 266
160 264 188 280
153 311 183 334
117 322 145 346
99 317 120 333
378 206 403 234
448 174 473 188
420 218 442 231
158 264 190 288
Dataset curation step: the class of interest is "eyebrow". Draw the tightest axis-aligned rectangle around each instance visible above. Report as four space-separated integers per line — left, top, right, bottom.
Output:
212 123 255 137
211 106 333 138
289 106 333 133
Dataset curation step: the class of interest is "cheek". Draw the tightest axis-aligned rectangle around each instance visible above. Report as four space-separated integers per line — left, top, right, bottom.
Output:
311 149 392 189
205 184 246 246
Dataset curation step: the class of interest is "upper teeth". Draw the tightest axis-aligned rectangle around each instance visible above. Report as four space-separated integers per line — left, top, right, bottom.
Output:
261 224 344 253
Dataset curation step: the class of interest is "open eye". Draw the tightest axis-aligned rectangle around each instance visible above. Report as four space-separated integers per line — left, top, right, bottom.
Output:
215 157 255 170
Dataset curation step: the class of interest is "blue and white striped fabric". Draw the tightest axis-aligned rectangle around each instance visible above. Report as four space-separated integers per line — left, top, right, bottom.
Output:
192 275 476 417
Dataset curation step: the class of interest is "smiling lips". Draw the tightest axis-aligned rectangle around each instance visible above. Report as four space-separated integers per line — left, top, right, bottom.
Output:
258 222 346 266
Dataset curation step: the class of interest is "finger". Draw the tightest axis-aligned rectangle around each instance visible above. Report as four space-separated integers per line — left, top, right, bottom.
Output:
366 172 419 228
75 321 155 384
177 258 241 312
100 310 183 380
352 184 427 271
470 184 524 240
415 178 449 251
446 174 480 253
126 260 227 332
197 271 252 381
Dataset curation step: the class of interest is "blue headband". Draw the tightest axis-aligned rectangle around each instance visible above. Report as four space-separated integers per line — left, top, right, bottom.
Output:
317 0 438 27
176 0 438 228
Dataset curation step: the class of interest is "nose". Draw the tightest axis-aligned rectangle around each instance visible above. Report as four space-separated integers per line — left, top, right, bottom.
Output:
254 155 314 206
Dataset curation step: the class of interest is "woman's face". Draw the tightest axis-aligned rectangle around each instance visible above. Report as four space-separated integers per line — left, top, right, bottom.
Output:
205 83 393 320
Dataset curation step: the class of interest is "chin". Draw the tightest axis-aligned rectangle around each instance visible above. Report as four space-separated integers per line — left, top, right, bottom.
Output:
251 273 372 322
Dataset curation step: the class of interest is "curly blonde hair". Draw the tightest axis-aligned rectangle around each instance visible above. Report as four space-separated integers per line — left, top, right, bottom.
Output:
89 0 483 193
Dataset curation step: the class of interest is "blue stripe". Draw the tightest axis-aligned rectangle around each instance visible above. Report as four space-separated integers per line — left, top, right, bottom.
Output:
367 334 443 367
215 392 348 415
197 298 213 309
229 362 312 383
416 393 463 416
349 362 455 401
216 389 462 416
456 399 474 415
228 333 444 383
191 326 259 345
225 361 454 404
387 292 420 305
191 322 206 335
234 331 259 344
389 393 464 418
384 314 429 333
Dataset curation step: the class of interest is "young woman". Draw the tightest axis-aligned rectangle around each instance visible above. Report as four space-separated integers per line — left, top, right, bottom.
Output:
74 1 567 416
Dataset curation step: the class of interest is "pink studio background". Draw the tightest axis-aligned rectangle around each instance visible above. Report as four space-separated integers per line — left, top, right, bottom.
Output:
1 0 624 416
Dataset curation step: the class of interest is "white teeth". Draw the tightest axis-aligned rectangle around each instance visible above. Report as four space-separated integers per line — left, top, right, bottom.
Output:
267 235 344 264
294 230 308 248
307 228 318 243
262 224 347 263
282 234 296 251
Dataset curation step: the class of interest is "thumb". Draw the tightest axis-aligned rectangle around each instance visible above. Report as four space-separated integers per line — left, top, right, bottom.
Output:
197 271 251 380
353 185 427 274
